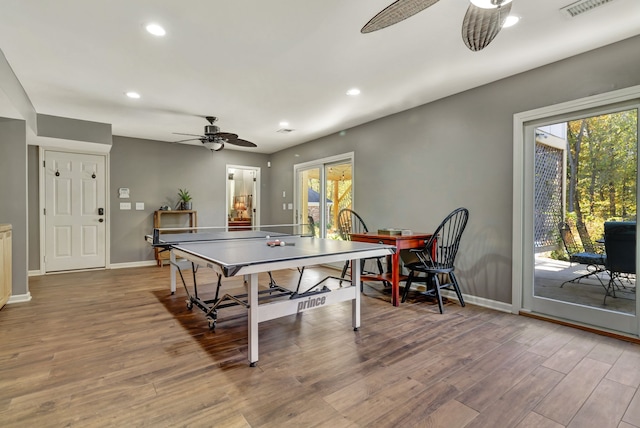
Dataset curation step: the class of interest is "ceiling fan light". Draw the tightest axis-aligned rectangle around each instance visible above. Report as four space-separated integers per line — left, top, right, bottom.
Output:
470 0 513 9
203 141 224 151
503 15 520 27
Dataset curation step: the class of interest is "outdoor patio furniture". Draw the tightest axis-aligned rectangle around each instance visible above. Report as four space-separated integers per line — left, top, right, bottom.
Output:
558 221 606 288
603 221 636 304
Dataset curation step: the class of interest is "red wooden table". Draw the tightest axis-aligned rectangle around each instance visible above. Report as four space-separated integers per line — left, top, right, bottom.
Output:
350 232 432 306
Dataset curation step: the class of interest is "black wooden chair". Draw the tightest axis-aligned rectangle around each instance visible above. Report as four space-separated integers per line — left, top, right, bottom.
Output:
603 221 636 304
401 207 469 313
558 221 606 288
337 208 388 289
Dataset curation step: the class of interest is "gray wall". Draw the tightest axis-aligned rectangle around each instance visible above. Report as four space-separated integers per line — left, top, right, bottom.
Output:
36 114 112 145
109 136 271 263
268 35 640 305
27 145 39 270
0 118 27 296
16 34 640 306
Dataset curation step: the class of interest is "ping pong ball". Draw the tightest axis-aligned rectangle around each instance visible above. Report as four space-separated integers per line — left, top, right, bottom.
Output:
266 235 270 239
280 241 285 246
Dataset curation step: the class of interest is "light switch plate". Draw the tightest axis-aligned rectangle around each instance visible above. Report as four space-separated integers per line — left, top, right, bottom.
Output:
135 202 144 210
120 202 131 210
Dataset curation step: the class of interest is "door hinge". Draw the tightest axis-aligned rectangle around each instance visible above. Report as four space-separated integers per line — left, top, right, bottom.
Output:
43 160 46 168
43 208 46 215
253 177 256 182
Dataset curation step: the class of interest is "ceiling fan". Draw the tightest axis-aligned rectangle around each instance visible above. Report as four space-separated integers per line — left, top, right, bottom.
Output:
173 116 257 152
361 0 514 52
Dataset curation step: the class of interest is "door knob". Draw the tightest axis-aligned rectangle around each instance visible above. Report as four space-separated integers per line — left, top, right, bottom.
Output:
99 218 104 223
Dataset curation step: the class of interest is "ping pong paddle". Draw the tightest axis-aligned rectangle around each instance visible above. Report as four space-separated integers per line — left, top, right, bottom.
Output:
266 240 294 247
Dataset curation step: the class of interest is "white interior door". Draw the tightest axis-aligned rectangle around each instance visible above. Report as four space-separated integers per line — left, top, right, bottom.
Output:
44 151 106 272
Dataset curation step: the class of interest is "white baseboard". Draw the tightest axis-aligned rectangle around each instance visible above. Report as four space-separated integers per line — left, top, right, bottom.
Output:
110 260 158 269
8 292 32 304
29 260 157 276
440 289 513 313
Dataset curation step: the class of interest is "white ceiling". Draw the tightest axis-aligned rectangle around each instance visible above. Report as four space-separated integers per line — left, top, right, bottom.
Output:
0 0 639 154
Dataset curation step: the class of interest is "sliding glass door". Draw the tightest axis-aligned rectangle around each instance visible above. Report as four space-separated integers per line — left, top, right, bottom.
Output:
294 153 354 239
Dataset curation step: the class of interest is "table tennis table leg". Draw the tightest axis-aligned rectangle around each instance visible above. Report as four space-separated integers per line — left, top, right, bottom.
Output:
248 272 259 366
170 250 177 294
352 258 361 331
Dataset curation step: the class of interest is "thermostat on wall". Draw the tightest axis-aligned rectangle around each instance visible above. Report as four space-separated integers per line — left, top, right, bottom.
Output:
118 188 130 198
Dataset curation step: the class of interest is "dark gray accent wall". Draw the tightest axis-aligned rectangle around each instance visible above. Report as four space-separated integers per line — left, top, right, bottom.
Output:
0 118 27 296
109 136 270 263
268 35 640 305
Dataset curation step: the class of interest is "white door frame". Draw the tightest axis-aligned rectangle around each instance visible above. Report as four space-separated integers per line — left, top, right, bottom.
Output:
38 146 110 274
226 164 260 227
512 84 640 336
293 152 354 236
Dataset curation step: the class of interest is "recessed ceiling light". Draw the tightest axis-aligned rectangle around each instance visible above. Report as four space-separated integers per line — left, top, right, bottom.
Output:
279 121 290 128
503 15 520 27
346 88 361 96
470 0 513 9
145 23 166 37
126 91 141 99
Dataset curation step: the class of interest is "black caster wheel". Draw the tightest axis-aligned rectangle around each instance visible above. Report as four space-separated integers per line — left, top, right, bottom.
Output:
207 317 216 331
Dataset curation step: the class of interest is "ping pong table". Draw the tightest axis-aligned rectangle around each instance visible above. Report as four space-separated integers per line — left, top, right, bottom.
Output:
147 226 395 366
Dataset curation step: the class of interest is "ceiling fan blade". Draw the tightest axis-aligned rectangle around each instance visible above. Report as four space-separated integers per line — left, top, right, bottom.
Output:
226 138 257 148
172 138 202 144
361 0 440 33
462 2 512 52
173 132 204 137
213 132 239 140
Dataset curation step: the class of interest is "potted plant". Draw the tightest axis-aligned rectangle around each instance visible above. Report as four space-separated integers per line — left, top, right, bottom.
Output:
177 188 192 210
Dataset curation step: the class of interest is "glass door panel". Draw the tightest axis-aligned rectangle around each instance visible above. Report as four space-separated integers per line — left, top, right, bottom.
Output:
530 107 638 334
325 162 352 240
297 167 321 237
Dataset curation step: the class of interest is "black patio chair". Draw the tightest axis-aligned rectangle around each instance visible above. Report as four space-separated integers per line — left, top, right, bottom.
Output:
558 221 606 288
337 208 388 290
307 215 317 237
401 207 469 313
603 221 636 304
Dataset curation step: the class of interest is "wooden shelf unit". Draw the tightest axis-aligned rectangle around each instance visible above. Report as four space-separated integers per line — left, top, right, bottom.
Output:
153 210 197 266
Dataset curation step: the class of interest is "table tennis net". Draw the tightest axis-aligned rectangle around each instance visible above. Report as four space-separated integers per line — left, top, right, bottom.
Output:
151 223 314 246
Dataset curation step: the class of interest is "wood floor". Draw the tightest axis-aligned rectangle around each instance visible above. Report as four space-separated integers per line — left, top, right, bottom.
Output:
1 265 640 427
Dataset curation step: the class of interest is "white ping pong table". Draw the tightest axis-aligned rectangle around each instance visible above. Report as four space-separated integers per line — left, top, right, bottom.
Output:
147 227 395 366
